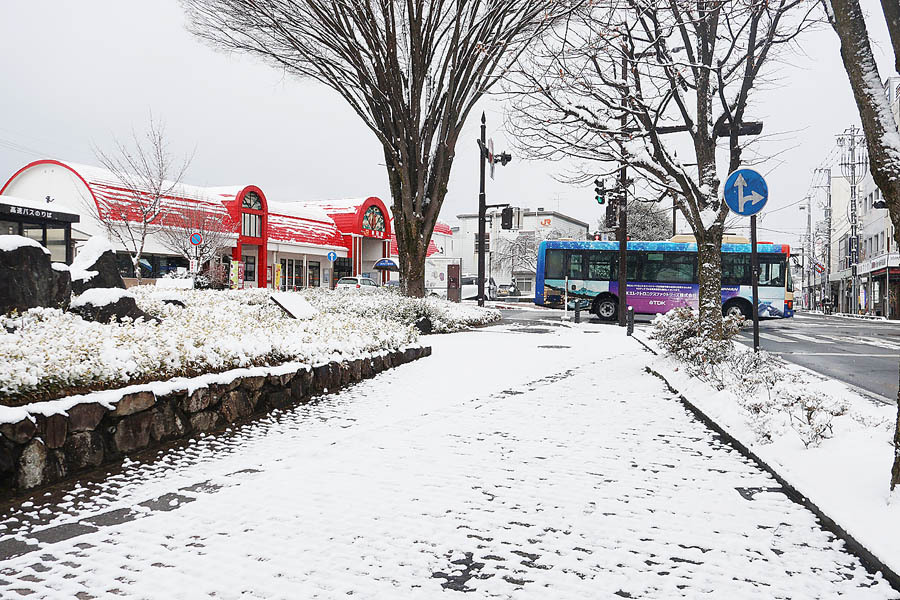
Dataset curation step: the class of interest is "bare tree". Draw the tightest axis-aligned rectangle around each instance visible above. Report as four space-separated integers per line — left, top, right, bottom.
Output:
157 200 235 269
506 0 816 337
90 117 192 283
623 198 673 241
818 0 900 489
181 0 573 297
493 226 580 276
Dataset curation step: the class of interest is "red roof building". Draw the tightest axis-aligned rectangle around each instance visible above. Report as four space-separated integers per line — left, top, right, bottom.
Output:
1 159 453 288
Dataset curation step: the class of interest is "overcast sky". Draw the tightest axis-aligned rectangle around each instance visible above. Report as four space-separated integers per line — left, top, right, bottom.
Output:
0 1 896 249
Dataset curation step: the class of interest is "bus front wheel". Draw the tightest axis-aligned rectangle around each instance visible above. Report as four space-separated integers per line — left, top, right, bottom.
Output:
593 295 618 321
722 299 752 320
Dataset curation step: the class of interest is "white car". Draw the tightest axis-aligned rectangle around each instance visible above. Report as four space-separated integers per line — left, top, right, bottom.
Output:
460 275 497 301
335 276 380 291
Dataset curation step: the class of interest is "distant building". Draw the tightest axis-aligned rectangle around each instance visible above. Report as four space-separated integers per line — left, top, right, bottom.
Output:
452 208 589 294
814 76 900 317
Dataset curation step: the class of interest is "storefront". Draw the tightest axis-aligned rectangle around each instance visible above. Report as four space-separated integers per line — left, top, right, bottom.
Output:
859 253 900 318
0 160 350 288
1 160 455 289
0 195 79 263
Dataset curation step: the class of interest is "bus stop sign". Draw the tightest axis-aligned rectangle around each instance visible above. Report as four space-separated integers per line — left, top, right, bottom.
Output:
724 168 768 216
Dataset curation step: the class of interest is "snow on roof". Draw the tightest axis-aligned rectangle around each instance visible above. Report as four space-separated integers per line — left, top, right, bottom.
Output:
0 234 50 254
389 234 440 258
267 213 344 248
296 198 368 215
433 222 453 236
62 161 219 205
267 200 334 224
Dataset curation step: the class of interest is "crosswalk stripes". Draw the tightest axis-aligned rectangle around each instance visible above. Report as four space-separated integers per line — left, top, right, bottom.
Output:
758 332 797 343
739 329 900 351
785 332 834 344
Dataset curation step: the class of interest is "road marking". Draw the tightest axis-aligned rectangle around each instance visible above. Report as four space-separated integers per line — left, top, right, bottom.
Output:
758 332 797 343
822 335 900 350
784 333 832 344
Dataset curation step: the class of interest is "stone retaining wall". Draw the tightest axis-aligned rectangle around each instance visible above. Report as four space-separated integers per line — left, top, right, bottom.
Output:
0 346 431 497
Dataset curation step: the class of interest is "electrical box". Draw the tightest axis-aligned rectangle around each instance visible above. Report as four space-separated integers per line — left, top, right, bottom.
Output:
447 263 461 303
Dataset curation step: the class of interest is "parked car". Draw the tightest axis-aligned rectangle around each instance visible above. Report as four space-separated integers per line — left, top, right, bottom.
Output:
497 283 520 298
460 275 497 301
335 276 380 291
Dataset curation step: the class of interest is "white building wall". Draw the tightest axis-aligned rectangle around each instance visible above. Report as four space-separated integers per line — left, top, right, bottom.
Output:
451 208 589 288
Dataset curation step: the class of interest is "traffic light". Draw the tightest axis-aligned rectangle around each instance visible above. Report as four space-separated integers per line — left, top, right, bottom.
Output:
594 178 605 204
501 206 513 229
496 152 512 166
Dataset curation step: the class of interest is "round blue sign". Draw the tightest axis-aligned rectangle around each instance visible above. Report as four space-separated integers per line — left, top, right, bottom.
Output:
327 251 338 262
723 168 768 216
190 232 203 245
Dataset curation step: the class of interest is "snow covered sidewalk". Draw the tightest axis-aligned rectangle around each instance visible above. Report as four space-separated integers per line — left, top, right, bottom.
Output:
0 322 895 598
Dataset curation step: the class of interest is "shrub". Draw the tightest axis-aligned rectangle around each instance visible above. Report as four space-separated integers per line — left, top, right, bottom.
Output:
650 307 741 381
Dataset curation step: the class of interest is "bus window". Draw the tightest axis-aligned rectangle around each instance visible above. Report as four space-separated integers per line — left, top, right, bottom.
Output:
722 253 752 286
759 256 786 287
610 251 642 281
642 252 695 283
567 251 585 279
587 251 615 281
546 249 565 279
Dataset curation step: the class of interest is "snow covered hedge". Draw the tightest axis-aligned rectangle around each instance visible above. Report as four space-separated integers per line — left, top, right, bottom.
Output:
650 307 849 448
0 287 500 405
0 287 418 405
296 287 502 333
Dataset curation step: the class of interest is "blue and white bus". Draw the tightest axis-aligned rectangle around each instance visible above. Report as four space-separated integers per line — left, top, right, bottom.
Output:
534 239 794 320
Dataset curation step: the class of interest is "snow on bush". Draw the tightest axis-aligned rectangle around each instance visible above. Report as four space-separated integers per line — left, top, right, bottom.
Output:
296 287 502 333
0 287 418 404
649 306 740 381
650 307 848 448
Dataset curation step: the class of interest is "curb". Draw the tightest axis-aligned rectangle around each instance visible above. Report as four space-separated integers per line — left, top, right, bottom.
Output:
630 334 900 593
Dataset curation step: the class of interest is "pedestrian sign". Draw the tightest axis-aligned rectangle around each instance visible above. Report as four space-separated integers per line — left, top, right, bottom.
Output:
724 168 768 216
327 251 337 262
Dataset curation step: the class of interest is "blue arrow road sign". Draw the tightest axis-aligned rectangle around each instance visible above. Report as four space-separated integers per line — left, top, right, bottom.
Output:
327 251 337 262
723 168 768 216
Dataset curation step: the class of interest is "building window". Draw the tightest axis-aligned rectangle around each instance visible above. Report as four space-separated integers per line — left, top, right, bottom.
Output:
308 261 320 287
242 191 262 210
242 213 261 237
243 255 256 282
474 232 490 253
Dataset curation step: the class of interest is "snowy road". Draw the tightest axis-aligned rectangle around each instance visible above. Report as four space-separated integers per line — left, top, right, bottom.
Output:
0 321 896 598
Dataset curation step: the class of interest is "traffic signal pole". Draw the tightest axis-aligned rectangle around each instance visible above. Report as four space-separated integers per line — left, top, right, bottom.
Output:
617 51 628 327
475 113 512 307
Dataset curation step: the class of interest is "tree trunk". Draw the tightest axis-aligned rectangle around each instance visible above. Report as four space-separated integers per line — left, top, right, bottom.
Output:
382 141 455 299
696 232 725 340
826 0 900 489
132 255 142 285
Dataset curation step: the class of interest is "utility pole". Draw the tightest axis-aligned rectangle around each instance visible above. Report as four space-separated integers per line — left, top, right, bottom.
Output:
808 196 813 310
815 167 832 310
839 126 866 314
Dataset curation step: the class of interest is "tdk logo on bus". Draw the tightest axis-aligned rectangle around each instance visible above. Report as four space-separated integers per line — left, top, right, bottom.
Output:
723 168 768 216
